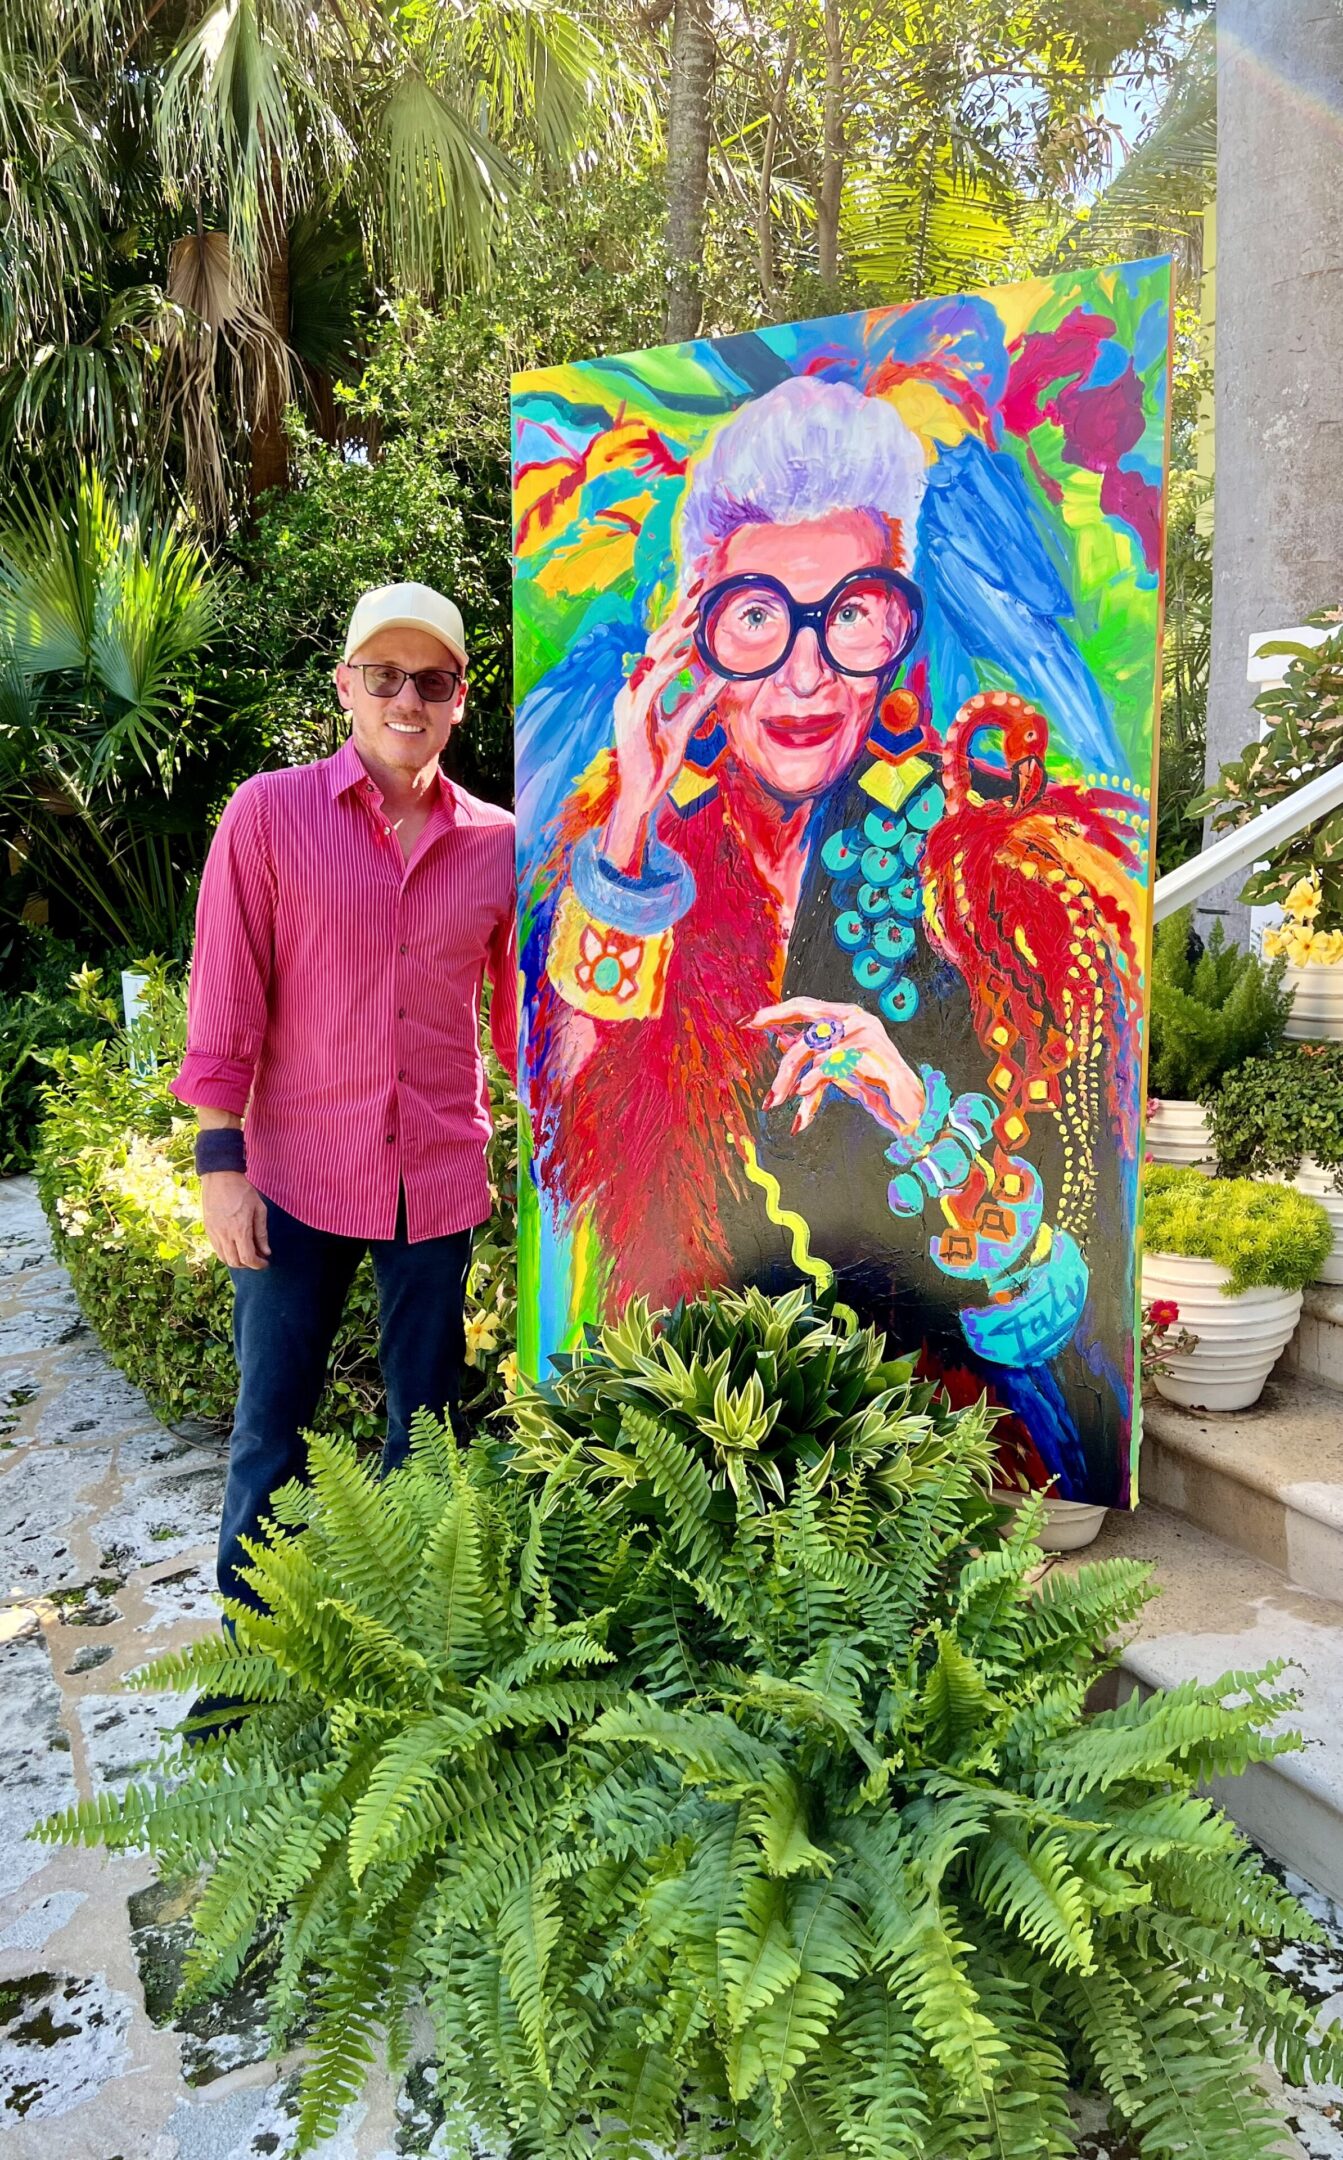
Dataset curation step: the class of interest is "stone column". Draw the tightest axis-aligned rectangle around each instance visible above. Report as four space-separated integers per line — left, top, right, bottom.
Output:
1199 0 1343 938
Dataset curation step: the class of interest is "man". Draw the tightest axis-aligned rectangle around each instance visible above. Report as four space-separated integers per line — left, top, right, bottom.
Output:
173 581 516 1614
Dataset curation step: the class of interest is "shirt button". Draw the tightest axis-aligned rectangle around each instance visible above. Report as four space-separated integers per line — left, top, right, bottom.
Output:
397 1006 406 1019
397 1068 406 1081
399 943 408 955
385 1134 395 1145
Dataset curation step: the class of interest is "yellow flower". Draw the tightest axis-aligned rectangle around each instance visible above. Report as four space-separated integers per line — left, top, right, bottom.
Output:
498 1353 520 1394
464 1310 502 1367
1263 926 1287 958
1286 874 1322 922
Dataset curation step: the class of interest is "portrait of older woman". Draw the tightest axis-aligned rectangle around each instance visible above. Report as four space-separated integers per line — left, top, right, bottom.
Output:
514 275 1167 1508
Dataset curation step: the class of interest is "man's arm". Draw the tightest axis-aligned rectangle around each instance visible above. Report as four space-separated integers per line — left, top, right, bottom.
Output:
172 782 276 1271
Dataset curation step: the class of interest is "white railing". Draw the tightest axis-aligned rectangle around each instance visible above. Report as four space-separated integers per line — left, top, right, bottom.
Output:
1150 623 1340 926
1151 762 1343 924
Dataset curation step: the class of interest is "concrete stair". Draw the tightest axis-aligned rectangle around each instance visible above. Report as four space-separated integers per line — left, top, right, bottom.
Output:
1140 1373 1343 1601
1072 1314 1343 1898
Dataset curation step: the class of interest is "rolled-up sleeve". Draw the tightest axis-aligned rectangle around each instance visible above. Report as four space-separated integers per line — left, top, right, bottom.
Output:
486 893 518 1082
171 779 276 1114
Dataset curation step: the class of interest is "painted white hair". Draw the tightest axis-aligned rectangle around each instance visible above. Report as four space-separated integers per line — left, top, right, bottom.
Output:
678 374 928 571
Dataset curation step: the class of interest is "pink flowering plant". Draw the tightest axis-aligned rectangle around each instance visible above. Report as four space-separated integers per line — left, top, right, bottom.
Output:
1141 1294 1198 1378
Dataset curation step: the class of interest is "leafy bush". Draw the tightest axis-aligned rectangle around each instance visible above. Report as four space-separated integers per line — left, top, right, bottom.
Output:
34 967 516 1436
1146 909 1290 1101
1142 1166 1332 1294
1207 1042 1343 1190
0 933 113 1170
40 1291 1343 2160
1193 613 1343 927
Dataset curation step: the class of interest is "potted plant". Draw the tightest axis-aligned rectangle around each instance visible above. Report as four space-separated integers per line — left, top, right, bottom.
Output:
1145 908 1290 1168
1263 874 1343 1041
1207 1041 1343 1284
1194 615 1343 1041
1141 1166 1331 1410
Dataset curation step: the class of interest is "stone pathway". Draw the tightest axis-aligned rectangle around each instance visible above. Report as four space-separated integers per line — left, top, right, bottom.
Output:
0 1179 439 2159
0 1172 1341 2160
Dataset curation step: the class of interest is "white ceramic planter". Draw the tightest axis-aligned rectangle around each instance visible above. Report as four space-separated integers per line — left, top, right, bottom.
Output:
992 1489 1108 1552
1141 1251 1302 1412
1291 1157 1343 1286
1284 961 1343 1042
1145 1097 1214 1171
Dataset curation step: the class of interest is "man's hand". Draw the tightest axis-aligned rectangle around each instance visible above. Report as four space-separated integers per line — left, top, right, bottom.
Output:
201 1172 271 1270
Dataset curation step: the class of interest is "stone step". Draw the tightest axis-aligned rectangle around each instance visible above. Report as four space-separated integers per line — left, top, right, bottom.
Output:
1285 1285 1343 1393
1067 1502 1343 1902
1140 1372 1343 1601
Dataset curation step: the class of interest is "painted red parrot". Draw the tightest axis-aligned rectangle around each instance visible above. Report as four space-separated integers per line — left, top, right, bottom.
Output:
920 692 1146 1230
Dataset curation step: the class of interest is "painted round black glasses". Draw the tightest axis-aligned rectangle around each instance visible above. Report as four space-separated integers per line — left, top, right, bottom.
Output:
352 663 462 703
695 567 923 682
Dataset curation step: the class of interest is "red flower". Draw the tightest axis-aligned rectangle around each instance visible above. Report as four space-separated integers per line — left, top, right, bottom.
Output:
1146 1298 1180 1330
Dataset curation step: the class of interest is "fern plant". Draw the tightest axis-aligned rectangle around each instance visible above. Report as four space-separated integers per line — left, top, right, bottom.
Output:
39 1294 1343 2160
1147 908 1290 1101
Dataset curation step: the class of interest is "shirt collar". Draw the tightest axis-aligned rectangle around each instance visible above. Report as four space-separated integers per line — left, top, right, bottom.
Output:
327 735 457 821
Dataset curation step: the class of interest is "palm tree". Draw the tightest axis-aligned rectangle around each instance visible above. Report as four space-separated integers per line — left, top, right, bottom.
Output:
0 0 651 522
0 470 221 951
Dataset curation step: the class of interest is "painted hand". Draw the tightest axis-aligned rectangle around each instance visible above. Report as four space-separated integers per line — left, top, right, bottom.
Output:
603 586 723 871
749 997 926 1136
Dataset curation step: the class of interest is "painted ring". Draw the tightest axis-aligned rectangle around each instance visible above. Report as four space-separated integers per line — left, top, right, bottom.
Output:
802 1019 844 1051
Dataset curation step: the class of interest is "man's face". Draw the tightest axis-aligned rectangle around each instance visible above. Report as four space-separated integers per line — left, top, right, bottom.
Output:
705 509 893 802
334 625 466 776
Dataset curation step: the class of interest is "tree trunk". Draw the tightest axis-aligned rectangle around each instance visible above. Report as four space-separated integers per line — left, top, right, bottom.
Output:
1200 0 1343 941
758 22 798 313
817 0 844 287
664 0 714 343
248 158 291 504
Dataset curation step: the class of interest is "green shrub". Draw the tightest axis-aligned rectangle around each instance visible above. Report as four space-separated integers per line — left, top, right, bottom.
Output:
1147 909 1290 1101
0 933 113 1171
1207 1041 1343 1189
1142 1166 1332 1294
40 1292 1343 2160
34 967 517 1436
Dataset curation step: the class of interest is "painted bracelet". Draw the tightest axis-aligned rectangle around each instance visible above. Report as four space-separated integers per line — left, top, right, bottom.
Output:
194 1126 247 1176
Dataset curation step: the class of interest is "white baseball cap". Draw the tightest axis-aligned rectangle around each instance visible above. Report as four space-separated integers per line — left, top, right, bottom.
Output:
343 582 467 667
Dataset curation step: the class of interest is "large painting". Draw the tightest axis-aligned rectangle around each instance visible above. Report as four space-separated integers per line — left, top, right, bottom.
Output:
512 261 1171 1510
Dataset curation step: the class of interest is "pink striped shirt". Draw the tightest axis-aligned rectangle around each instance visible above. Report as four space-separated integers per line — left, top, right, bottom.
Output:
172 737 517 1242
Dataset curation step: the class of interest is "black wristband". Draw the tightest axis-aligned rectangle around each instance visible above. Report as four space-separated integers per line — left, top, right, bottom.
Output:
195 1127 247 1176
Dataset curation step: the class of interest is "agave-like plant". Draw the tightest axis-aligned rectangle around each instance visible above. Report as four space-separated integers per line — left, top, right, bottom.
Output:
509 1282 985 1514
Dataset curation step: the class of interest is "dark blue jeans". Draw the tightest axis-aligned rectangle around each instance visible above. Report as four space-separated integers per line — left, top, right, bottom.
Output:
218 1192 474 1608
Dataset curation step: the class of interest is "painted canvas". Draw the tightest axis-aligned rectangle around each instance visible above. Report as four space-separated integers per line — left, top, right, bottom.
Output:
512 261 1171 1510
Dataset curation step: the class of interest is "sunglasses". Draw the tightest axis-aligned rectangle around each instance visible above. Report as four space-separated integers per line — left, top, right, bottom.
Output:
351 662 463 704
696 567 923 682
